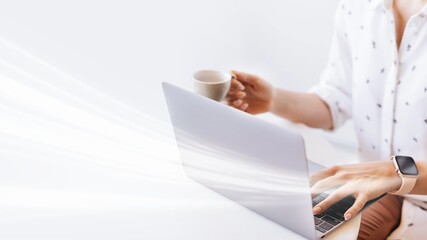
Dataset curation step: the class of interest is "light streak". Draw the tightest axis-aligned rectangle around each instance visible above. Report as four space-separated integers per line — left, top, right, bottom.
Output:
0 37 312 218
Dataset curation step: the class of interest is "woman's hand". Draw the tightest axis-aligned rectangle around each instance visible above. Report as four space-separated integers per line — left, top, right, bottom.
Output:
310 161 401 220
225 70 334 129
226 70 274 114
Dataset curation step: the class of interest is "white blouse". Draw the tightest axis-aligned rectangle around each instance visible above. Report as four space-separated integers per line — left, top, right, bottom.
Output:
311 0 427 238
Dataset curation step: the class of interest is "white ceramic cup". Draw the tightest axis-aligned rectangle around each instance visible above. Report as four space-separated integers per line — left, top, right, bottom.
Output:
193 70 232 101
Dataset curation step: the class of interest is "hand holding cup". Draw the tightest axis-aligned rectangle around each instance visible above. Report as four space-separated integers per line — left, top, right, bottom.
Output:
226 70 274 114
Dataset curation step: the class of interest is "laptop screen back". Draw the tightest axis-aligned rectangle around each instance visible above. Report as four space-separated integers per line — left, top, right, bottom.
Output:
163 82 317 240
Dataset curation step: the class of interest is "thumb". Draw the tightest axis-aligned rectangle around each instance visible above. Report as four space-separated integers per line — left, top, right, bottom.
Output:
231 70 260 86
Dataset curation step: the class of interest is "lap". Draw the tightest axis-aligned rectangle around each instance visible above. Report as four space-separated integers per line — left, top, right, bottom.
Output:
357 194 403 240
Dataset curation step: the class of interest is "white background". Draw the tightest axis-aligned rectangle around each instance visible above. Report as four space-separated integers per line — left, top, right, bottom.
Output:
0 0 341 122
0 1 361 239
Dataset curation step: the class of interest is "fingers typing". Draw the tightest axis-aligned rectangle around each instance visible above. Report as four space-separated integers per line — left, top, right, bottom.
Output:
313 186 352 214
309 165 342 186
344 193 369 220
310 174 344 196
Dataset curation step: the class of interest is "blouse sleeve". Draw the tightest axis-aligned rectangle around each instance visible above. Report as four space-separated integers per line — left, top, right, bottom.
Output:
310 1 353 130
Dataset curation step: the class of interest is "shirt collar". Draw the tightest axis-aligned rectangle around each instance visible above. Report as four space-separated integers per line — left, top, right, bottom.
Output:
370 0 427 17
369 0 392 10
369 0 382 9
422 4 427 16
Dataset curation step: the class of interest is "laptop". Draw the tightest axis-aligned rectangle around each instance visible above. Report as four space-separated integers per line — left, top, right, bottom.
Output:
162 82 382 239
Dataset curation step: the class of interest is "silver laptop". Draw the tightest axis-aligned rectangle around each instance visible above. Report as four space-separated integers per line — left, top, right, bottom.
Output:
162 82 382 239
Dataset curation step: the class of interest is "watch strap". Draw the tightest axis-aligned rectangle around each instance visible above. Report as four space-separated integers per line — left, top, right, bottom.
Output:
389 175 417 195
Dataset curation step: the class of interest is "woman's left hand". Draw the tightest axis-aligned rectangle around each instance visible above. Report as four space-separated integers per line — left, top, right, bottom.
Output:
310 161 401 220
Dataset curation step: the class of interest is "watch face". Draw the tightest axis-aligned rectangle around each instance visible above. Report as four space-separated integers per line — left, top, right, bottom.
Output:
395 156 419 176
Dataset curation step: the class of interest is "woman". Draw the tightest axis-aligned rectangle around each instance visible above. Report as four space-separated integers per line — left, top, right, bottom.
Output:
227 0 427 239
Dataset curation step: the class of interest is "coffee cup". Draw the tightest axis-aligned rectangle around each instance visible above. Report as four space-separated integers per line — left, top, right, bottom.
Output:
193 70 232 101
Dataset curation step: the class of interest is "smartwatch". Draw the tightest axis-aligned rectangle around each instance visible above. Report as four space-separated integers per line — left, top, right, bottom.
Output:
389 155 419 195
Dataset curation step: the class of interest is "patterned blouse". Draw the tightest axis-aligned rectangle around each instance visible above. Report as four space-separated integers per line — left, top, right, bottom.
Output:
311 0 427 238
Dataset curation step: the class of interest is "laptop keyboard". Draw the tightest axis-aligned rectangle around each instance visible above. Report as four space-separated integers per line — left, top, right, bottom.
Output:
312 193 355 233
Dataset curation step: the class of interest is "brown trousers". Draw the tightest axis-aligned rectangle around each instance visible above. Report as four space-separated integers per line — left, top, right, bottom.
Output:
357 194 403 240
